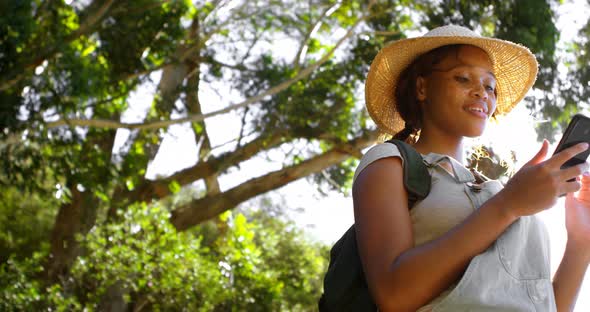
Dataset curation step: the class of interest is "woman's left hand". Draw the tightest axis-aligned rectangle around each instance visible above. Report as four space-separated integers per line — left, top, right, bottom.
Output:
565 172 590 257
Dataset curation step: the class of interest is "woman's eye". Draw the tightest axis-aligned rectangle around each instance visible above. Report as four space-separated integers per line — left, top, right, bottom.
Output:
454 76 469 82
485 85 495 92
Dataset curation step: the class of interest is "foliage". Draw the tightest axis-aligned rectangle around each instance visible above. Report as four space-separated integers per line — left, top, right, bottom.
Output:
0 201 328 311
0 251 82 311
467 145 516 182
0 186 60 263
70 203 224 311
536 9 590 141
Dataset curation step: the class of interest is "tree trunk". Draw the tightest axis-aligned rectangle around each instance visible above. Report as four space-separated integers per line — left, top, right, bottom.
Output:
97 281 128 312
44 185 99 282
45 128 117 283
100 14 205 308
185 47 221 195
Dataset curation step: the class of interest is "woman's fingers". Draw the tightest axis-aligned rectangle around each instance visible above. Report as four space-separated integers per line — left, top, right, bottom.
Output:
504 144 588 216
560 170 590 199
547 142 589 169
558 162 589 181
576 173 590 199
561 180 583 195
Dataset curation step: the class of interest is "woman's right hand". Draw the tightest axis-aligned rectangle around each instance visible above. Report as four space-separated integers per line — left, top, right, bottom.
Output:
495 140 589 220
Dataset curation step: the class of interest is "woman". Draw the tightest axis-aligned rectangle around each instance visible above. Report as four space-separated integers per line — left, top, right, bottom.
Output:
353 25 590 311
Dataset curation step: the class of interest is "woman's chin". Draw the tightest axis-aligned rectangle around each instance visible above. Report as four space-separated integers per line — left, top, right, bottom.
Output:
463 126 487 138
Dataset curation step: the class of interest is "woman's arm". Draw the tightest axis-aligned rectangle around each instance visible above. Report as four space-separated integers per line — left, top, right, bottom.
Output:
354 141 588 312
552 240 589 312
553 175 590 311
353 157 515 311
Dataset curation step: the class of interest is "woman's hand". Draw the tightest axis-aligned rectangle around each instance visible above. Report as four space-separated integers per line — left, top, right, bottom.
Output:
565 173 590 260
494 140 589 220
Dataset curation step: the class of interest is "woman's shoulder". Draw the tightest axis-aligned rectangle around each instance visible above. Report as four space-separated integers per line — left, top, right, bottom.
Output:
353 142 404 182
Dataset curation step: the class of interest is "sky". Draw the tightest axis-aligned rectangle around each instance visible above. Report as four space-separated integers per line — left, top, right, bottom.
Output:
114 1 590 309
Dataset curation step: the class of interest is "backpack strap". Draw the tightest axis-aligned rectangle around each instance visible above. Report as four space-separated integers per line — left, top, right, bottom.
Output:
385 139 431 205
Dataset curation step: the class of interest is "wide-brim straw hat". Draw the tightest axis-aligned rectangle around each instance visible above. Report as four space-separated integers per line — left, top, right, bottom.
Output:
365 25 538 135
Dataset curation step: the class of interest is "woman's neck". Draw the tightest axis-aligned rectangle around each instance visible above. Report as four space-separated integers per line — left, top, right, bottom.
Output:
411 130 465 163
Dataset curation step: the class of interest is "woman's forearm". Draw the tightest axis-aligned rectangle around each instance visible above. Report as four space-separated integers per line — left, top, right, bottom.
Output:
378 194 517 311
553 240 590 311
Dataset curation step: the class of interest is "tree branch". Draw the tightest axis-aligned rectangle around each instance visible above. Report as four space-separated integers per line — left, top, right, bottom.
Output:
185 23 220 195
200 1 249 44
44 9 369 131
292 2 341 69
124 130 288 204
68 0 116 40
170 129 379 231
120 62 172 82
360 30 401 36
0 0 116 91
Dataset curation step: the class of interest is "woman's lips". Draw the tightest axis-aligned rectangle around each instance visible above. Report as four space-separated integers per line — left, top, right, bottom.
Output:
464 103 488 119
464 107 488 119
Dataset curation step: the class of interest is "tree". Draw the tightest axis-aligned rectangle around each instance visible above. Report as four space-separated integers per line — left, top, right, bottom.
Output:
0 195 328 311
1 0 382 285
1 0 585 308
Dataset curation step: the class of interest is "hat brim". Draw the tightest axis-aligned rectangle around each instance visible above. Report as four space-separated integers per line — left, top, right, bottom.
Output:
365 35 538 135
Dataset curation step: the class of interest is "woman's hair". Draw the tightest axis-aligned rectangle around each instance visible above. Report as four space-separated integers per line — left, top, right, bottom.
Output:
392 44 465 143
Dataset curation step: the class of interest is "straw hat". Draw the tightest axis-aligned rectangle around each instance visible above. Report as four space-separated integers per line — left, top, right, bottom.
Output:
365 25 538 135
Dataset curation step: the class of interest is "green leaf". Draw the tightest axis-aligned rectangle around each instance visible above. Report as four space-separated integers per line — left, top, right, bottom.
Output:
168 180 181 194
126 179 135 191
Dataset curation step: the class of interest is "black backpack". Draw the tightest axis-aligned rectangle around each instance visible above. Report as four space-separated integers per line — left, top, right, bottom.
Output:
318 139 432 311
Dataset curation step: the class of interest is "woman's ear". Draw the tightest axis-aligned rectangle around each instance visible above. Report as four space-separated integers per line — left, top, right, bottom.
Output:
416 76 427 101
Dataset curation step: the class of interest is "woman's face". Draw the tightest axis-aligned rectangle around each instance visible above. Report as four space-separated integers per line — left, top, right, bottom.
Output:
416 45 497 138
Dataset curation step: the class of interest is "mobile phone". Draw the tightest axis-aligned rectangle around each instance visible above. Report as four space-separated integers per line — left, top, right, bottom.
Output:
553 114 590 173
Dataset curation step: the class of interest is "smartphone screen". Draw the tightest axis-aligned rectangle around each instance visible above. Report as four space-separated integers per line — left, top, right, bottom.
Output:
553 114 590 169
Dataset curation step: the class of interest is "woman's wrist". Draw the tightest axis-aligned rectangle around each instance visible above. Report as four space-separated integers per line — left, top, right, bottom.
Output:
486 191 520 225
564 238 590 265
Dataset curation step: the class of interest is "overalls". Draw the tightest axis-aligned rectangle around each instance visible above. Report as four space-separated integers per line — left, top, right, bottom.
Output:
355 144 556 311
423 152 556 312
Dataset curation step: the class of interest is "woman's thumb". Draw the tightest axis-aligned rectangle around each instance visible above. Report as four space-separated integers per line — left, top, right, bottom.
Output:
524 139 549 167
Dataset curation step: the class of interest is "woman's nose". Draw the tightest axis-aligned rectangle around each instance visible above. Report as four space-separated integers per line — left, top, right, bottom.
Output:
471 83 488 100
